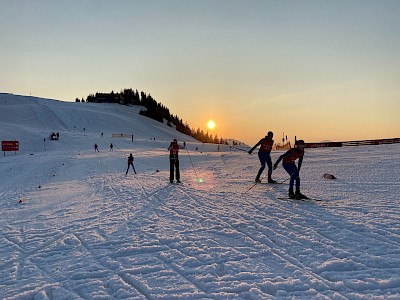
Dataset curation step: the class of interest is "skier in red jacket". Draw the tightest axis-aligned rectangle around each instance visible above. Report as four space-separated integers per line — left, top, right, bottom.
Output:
248 131 276 183
168 139 184 183
273 140 307 199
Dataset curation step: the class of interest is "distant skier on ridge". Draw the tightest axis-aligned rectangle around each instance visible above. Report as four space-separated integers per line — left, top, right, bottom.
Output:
248 131 277 183
273 140 307 199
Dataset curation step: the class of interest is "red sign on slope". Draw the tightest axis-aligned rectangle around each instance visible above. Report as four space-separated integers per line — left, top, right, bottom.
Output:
2 141 19 152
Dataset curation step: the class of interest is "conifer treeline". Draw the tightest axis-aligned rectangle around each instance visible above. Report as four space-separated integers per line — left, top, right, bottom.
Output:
77 88 225 144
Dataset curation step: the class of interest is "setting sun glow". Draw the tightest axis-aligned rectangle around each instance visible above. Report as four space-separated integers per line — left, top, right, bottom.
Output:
207 120 216 130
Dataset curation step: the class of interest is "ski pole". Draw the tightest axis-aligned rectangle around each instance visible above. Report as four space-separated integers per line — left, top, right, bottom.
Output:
276 176 291 185
242 175 291 197
186 148 199 182
242 172 270 195
230 145 249 153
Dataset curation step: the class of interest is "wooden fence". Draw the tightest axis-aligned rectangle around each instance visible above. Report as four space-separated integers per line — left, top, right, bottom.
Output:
304 138 400 148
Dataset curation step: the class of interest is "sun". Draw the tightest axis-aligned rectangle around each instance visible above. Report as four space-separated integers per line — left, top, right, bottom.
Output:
207 120 216 130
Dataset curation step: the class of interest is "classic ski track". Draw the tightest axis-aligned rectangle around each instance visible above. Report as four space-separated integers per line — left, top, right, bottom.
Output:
262 199 400 293
193 180 399 295
0 232 66 271
266 194 400 250
251 192 400 276
1 172 154 298
1 229 102 298
133 177 214 266
173 186 354 297
155 246 213 299
242 174 400 252
142 184 291 297
331 204 400 238
22 247 84 299
130 176 218 296
73 233 150 299
246 199 400 284
0 173 171 299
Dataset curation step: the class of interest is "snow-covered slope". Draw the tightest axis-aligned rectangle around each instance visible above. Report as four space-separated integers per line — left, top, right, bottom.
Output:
0 93 399 299
0 93 198 154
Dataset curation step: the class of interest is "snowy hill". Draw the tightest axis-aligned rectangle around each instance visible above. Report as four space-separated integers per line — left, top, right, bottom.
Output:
0 93 399 299
0 93 201 154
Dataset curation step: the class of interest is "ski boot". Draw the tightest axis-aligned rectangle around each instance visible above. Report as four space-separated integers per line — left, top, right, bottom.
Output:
176 179 182 184
295 189 309 200
255 176 261 183
267 171 277 183
288 188 298 199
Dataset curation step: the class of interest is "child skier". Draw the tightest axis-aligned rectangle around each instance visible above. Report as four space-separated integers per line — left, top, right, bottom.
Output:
126 153 136 175
273 140 307 199
248 131 276 183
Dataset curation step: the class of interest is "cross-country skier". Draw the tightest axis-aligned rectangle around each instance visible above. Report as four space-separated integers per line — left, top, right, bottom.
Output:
126 153 136 175
273 140 307 199
248 131 276 183
168 139 184 183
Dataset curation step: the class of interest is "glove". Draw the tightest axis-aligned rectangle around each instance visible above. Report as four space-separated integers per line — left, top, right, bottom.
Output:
273 164 278 170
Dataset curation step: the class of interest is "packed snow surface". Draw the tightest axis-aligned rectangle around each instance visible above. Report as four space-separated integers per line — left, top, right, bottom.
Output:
0 94 399 299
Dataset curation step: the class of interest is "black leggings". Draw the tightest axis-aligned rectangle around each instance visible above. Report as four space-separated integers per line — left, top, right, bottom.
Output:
170 159 180 181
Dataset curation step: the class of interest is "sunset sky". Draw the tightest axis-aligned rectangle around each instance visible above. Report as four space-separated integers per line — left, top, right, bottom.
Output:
1 0 399 145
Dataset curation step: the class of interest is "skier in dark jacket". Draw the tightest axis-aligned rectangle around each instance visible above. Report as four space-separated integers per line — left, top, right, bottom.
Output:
168 139 184 183
273 140 307 199
126 153 136 175
248 131 276 183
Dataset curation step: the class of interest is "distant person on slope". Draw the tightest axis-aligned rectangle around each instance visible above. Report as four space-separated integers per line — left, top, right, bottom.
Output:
248 131 276 183
168 139 184 183
110 143 113 151
273 140 307 199
126 153 136 175
94 143 99 152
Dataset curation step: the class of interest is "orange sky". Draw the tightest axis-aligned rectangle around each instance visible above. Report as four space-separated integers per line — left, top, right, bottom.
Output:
1 1 399 145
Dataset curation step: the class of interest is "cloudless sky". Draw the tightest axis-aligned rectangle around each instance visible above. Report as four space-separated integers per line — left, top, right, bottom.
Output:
1 0 399 145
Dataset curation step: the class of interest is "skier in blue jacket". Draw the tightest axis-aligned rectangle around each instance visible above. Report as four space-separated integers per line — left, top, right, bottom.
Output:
273 140 307 199
248 131 276 183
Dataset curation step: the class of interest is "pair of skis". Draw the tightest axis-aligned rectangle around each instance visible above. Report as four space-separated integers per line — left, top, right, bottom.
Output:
277 196 322 202
243 177 323 201
242 177 289 196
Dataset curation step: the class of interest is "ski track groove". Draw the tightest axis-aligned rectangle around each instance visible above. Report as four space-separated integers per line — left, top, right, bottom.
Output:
175 185 361 298
131 177 217 296
263 193 400 250
0 232 66 270
242 189 400 284
242 177 400 252
73 233 148 299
